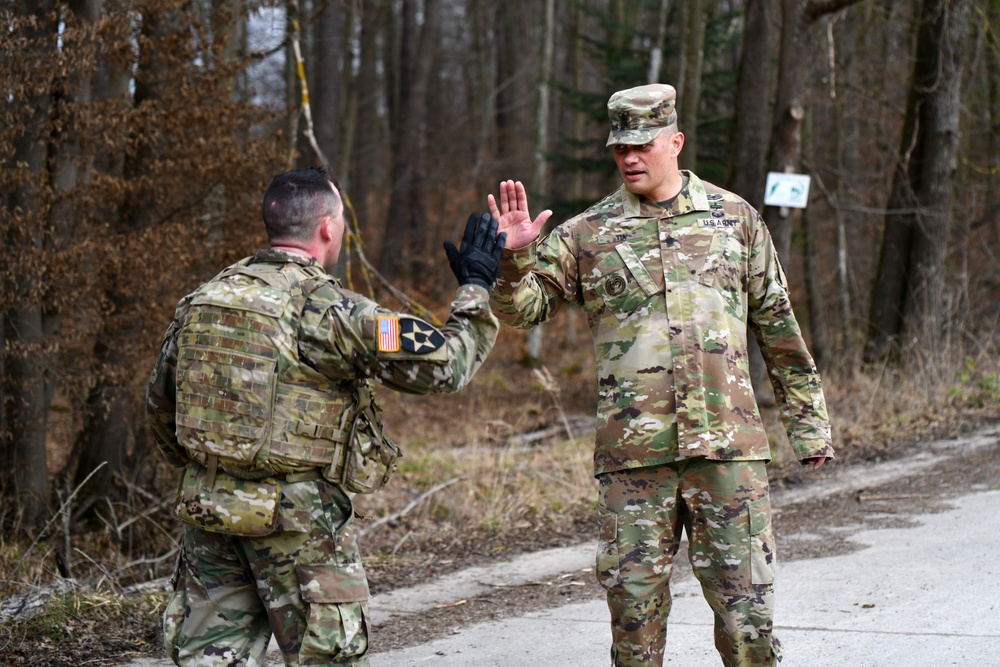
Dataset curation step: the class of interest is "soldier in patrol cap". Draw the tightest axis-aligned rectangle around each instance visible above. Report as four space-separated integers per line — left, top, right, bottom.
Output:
146 166 505 666
487 83 833 666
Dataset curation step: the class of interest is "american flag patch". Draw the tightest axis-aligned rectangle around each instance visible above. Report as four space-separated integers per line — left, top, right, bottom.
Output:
377 316 400 352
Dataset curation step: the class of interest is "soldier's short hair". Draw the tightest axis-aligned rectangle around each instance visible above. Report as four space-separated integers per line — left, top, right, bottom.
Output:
606 83 678 147
262 167 342 242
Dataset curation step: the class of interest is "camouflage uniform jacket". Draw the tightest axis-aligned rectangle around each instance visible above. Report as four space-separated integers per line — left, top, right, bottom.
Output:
490 172 833 475
147 248 499 476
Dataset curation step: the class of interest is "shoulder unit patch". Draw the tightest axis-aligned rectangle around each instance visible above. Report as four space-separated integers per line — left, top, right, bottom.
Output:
399 317 445 354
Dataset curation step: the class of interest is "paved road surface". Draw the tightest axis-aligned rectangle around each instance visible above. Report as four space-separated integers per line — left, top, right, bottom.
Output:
127 424 1000 667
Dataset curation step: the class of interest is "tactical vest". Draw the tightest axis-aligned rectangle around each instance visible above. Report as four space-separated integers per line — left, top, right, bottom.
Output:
174 258 359 480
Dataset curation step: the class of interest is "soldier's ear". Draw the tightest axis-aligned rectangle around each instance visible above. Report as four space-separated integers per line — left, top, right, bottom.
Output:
670 131 685 157
318 215 334 241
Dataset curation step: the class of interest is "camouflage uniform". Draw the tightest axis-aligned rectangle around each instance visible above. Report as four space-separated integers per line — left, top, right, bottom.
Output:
490 85 832 667
147 249 498 667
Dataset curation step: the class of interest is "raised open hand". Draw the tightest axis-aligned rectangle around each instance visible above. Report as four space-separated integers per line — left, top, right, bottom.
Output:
486 180 553 250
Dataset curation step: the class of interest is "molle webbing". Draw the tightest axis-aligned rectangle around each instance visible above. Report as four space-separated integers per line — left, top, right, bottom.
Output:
176 308 279 463
175 261 353 475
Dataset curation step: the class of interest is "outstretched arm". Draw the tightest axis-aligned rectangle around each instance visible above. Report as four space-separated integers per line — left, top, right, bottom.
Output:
487 180 553 250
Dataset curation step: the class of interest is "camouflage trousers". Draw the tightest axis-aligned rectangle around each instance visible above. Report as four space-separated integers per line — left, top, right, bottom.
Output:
596 459 781 667
164 480 370 666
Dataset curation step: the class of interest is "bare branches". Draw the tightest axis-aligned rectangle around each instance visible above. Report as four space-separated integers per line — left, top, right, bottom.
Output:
358 477 462 539
807 0 868 24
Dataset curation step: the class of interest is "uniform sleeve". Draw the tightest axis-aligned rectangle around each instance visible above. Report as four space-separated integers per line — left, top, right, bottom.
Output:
298 283 500 394
145 319 190 467
746 212 835 461
489 224 579 329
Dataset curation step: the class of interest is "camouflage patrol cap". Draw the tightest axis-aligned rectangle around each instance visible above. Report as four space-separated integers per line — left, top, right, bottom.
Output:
606 84 678 147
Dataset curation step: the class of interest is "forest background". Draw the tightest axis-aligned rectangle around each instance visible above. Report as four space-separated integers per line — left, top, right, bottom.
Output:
1 0 999 661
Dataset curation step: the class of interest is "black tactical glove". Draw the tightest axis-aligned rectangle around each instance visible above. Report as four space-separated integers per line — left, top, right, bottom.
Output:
443 213 507 290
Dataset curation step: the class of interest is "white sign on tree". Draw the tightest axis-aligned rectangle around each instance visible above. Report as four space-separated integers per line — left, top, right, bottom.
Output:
764 172 811 209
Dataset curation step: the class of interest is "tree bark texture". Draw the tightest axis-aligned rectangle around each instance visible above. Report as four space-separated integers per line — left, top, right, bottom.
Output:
315 0 344 171
727 0 774 210
3 0 58 528
679 0 705 171
648 0 671 83
865 0 970 362
380 0 441 281
347 0 387 231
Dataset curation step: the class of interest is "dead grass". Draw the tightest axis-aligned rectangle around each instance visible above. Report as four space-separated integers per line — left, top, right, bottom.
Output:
0 582 165 665
356 428 597 538
1 311 997 660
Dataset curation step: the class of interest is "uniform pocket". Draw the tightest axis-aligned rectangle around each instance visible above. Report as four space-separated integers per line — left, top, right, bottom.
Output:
595 268 639 319
595 258 661 322
297 562 369 604
296 563 370 663
595 506 620 589
174 464 280 537
749 495 775 585
666 218 749 293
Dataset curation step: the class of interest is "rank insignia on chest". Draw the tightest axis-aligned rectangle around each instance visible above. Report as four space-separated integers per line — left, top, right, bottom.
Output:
377 316 400 352
399 317 446 353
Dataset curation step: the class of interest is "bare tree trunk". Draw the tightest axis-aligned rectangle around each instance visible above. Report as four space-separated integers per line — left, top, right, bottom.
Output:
315 0 344 170
286 3 300 164
762 0 808 262
803 188 829 370
3 0 58 529
726 0 773 209
833 9 859 345
679 0 705 171
524 0 556 364
467 0 498 192
755 0 865 399
765 0 867 261
648 0 671 83
347 0 387 232
72 0 180 509
676 1 689 100
495 2 530 177
571 3 585 205
865 0 970 362
337 1 359 190
380 0 441 281
531 0 555 199
900 0 968 350
728 0 776 403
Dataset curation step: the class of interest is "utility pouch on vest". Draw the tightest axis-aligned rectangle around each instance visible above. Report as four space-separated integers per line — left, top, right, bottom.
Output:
336 383 402 495
175 462 280 536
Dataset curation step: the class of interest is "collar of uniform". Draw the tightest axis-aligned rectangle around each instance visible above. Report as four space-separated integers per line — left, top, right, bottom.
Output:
619 170 710 219
619 186 657 218
675 170 710 214
252 248 320 268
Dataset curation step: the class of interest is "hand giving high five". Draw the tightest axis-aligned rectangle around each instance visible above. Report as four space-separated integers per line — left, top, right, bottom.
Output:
486 180 553 250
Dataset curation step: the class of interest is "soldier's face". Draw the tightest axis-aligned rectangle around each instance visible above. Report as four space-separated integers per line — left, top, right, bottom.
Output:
612 131 683 202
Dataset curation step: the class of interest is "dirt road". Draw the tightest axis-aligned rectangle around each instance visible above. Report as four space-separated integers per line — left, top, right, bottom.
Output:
125 421 1000 667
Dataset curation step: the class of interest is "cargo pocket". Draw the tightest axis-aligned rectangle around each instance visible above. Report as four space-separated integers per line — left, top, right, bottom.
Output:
174 464 280 537
163 553 187 657
296 563 370 663
595 506 621 590
749 495 775 585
